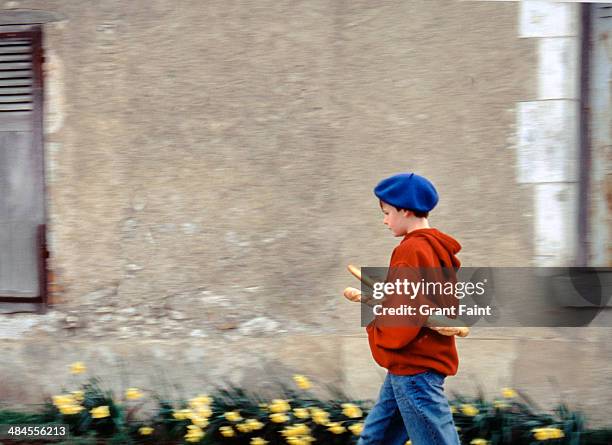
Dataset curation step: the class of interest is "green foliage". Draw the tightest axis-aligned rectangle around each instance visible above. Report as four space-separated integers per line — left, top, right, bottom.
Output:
1 377 611 445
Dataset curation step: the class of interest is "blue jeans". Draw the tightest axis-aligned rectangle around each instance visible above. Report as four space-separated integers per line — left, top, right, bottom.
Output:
357 371 460 445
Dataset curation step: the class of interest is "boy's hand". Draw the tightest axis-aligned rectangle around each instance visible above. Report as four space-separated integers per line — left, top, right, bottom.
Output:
343 287 362 303
429 326 470 337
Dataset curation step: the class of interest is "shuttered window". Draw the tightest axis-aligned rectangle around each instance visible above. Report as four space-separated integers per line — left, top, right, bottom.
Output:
0 36 35 112
0 25 47 314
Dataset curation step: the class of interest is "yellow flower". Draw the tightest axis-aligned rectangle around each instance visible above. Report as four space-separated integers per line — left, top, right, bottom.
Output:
173 409 193 421
125 387 143 400
405 442 412 445
59 404 84 415
90 405 110 419
310 407 329 425
224 410 243 422
269 399 291 413
139 426 154 435
71 390 85 402
342 403 363 418
450 405 458 414
471 439 488 445
270 412 289 423
191 416 208 428
287 437 315 445
258 403 269 410
349 422 364 435
251 438 268 445
195 406 212 418
501 387 517 399
293 407 310 419
461 404 479 417
52 391 84 416
52 394 76 408
246 418 265 430
327 422 346 434
282 423 311 437
236 422 252 433
532 427 565 441
219 426 235 437
550 428 565 439
70 362 86 375
293 374 312 390
189 394 213 406
185 424 204 442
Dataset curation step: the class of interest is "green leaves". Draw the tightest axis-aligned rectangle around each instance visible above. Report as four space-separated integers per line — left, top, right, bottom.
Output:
2 378 612 444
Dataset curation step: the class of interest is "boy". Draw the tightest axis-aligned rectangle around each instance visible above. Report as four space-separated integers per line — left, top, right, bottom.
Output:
344 172 463 445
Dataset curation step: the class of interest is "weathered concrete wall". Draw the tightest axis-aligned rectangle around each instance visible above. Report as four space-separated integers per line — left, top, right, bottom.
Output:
0 0 610 427
27 0 538 330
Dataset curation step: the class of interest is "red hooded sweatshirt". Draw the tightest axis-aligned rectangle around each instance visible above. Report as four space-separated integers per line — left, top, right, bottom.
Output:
366 228 462 376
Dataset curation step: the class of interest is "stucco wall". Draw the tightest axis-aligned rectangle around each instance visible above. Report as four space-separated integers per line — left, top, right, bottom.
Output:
1 0 610 427
43 0 536 324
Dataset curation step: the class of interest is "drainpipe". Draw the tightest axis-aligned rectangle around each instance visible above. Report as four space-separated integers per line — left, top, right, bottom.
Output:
577 3 592 267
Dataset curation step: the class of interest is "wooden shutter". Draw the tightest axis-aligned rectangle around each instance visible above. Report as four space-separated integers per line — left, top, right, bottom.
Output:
0 25 47 313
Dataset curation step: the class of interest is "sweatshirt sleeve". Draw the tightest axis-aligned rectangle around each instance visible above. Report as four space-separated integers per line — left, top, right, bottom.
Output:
367 249 431 350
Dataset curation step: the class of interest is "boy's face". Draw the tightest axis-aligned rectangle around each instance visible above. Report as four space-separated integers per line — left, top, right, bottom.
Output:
380 201 410 237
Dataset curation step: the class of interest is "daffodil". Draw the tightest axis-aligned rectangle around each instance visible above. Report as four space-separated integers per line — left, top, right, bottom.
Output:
185 424 204 443
90 405 110 419
52 394 76 408
70 362 86 374
310 407 329 425
532 427 565 441
224 410 243 422
195 406 212 418
173 409 192 421
219 426 235 437
293 407 310 419
251 438 268 445
270 412 289 423
282 423 311 437
71 390 85 402
52 391 84 416
342 403 363 418
471 439 488 445
269 399 291 413
287 437 314 445
125 387 143 400
245 418 264 430
461 404 479 417
191 416 208 428
450 405 458 414
327 421 346 434
349 422 364 435
293 374 312 390
59 404 84 415
236 422 252 433
139 426 154 435
405 441 412 445
501 387 517 399
189 394 213 406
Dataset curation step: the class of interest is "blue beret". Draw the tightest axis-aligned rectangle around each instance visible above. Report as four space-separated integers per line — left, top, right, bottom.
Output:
374 173 439 213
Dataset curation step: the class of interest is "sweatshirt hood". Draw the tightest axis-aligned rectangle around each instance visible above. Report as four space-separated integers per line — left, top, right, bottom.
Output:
403 228 461 268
